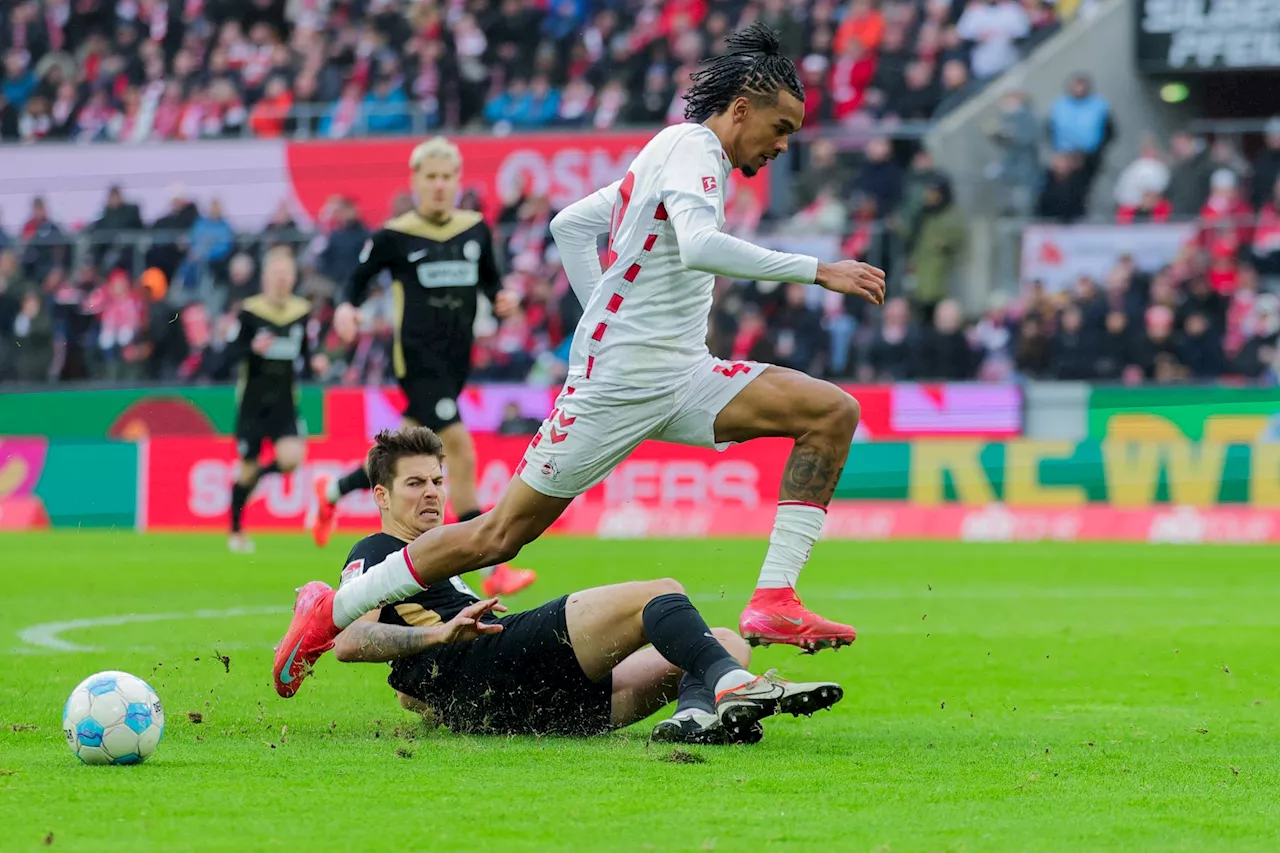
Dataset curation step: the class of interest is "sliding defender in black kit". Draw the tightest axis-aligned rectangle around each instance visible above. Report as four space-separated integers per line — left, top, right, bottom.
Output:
314 426 845 742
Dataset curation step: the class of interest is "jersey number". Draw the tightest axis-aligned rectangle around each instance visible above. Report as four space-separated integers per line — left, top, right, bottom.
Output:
604 171 636 271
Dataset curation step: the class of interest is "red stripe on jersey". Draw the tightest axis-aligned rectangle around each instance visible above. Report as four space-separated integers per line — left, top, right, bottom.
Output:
530 432 542 448
654 203 668 220
606 293 623 312
565 386 575 395
623 263 642 282
516 458 527 475
643 234 657 251
591 322 607 342
586 356 595 377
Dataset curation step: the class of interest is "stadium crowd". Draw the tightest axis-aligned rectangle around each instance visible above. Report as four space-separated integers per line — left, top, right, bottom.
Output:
0 0 1066 143
4 121 1280 390
1 0 1277 387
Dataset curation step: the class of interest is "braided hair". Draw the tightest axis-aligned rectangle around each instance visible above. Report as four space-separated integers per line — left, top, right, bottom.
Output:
683 23 805 123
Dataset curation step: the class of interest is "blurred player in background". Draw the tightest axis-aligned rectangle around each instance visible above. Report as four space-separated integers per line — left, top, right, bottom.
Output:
309 136 536 599
322 426 844 742
274 25 886 696
225 247 327 553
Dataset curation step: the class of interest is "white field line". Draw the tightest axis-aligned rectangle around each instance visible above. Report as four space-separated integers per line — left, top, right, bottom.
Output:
15 606 289 652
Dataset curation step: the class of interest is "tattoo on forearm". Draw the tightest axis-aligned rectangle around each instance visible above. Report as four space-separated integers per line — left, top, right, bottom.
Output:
781 444 844 505
353 623 433 661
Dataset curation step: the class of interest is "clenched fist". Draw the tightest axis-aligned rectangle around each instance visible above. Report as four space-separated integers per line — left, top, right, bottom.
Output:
333 302 363 343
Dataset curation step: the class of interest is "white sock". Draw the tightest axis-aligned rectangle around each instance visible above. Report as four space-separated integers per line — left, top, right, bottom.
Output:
756 502 827 590
324 479 342 505
331 548 425 627
713 669 756 696
672 707 715 721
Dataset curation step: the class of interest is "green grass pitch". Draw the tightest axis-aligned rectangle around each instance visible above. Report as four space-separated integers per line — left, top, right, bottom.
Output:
1 532 1278 852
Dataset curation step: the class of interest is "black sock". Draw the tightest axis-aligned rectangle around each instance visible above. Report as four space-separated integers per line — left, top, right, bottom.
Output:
641 593 743 695
674 674 716 715
336 466 371 496
259 461 281 478
230 482 252 533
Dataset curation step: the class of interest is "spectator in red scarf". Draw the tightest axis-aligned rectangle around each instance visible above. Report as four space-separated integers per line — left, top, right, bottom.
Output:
1199 169 1253 257
1116 190 1172 224
1206 239 1242 297
1251 176 1280 276
250 76 294 138
829 40 877 121
797 55 829 126
84 268 146 380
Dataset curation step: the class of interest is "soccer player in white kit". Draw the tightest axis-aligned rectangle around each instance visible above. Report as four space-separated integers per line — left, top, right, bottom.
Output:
274 23 886 698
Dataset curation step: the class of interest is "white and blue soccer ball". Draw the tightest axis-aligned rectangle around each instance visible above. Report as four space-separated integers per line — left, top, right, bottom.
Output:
62 671 165 765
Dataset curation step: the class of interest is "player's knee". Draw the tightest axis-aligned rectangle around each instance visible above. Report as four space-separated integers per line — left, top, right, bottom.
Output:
649 577 685 599
820 390 860 439
711 627 751 667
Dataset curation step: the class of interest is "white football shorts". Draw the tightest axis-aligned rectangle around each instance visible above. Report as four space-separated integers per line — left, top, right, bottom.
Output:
516 355 767 499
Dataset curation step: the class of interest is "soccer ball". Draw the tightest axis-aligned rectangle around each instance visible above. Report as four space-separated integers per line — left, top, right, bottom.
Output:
62 670 165 765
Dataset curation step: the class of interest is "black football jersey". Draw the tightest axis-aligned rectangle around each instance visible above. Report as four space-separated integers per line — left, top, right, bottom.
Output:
338 532 499 629
226 294 312 410
346 210 502 380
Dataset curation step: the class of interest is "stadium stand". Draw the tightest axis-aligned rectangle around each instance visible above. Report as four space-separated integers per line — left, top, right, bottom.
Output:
1 0 1277 387
0 0 1064 142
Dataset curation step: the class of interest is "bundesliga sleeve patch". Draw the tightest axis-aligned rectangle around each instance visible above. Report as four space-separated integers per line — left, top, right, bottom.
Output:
702 176 717 193
340 559 365 587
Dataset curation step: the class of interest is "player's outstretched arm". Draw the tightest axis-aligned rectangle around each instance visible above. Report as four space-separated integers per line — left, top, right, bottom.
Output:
670 207 885 304
333 600 507 664
550 179 619 305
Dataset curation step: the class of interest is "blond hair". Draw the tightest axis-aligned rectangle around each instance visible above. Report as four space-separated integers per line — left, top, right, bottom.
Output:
409 136 462 171
262 244 296 269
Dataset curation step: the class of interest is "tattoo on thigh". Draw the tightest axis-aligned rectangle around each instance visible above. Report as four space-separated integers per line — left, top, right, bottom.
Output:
781 445 844 505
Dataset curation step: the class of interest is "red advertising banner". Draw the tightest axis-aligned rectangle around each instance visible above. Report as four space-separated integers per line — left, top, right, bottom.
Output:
142 434 792 533
142 436 1280 542
284 132 770 226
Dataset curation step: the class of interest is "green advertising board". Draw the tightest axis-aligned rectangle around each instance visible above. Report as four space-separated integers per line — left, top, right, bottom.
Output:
1 438 138 528
1087 387 1280 443
837 439 1279 507
0 386 325 440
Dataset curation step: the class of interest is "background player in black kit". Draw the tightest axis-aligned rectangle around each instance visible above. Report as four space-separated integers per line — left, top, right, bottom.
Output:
225 247 327 553
318 426 844 742
310 136 536 599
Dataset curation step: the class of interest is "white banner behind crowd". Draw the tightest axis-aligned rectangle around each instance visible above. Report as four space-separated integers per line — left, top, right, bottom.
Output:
1020 223 1199 291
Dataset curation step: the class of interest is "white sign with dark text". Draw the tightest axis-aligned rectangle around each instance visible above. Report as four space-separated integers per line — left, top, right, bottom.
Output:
1138 0 1280 71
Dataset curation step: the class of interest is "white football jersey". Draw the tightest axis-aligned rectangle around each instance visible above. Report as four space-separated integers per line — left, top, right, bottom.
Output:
568 123 732 384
